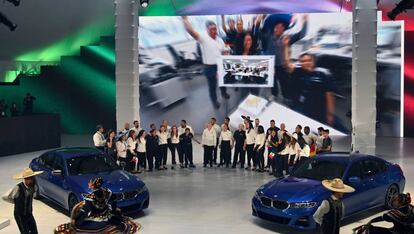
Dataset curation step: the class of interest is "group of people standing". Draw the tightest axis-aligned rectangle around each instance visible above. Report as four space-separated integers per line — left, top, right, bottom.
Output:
93 116 333 177
200 116 333 177
93 120 199 173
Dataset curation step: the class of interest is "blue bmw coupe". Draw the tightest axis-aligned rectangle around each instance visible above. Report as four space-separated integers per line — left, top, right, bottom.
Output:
252 153 405 230
29 147 150 214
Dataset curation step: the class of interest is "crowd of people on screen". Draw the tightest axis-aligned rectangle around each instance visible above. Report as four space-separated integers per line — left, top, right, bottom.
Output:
93 116 333 177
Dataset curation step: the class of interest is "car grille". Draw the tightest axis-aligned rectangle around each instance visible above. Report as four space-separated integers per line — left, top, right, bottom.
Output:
115 190 138 200
259 196 289 210
257 211 290 224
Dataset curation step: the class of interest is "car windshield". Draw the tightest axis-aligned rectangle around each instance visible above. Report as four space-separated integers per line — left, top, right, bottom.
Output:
291 158 347 181
66 154 119 176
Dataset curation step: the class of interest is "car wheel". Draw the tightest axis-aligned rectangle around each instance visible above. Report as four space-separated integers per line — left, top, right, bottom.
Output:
33 181 41 200
68 194 79 214
384 184 399 209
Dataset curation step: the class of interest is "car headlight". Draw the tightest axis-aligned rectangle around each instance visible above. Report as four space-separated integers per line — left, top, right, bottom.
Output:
289 202 317 209
255 190 264 199
137 185 148 195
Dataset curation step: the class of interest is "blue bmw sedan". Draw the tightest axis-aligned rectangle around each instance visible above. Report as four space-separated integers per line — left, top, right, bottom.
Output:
252 153 405 230
29 147 150 214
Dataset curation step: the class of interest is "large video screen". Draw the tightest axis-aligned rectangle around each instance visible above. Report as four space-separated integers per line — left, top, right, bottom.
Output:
138 12 403 137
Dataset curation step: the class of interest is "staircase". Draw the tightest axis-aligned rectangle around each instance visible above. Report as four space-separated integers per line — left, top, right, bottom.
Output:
0 36 116 134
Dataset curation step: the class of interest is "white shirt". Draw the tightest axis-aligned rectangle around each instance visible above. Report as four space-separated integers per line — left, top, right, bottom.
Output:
131 127 142 134
313 195 345 225
164 125 172 138
299 145 310 157
202 128 217 146
116 141 127 158
254 133 266 150
245 129 256 145
221 123 233 132
178 125 194 136
277 130 288 140
93 131 106 147
198 34 225 65
137 137 146 153
219 130 233 144
316 135 325 148
171 134 180 144
157 131 168 145
127 137 137 153
213 123 221 138
303 133 317 145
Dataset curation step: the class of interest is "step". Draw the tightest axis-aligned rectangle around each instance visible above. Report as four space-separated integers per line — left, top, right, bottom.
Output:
0 218 10 230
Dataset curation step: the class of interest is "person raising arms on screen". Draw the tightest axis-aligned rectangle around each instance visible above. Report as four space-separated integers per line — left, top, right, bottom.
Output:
181 16 229 109
282 36 335 126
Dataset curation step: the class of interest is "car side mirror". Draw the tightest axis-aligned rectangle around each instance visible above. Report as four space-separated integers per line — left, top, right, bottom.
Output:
348 176 361 184
52 170 63 176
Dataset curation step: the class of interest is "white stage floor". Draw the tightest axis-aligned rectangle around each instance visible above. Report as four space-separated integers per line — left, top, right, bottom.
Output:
0 135 412 234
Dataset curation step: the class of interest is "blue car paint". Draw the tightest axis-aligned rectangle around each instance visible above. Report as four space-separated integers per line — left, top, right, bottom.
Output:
252 153 405 230
29 147 150 214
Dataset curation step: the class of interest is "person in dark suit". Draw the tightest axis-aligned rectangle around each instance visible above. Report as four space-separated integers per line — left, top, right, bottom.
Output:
4 167 44 234
23 93 36 115
146 129 159 171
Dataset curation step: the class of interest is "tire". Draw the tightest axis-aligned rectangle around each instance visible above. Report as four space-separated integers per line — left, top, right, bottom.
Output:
33 181 41 200
68 194 79 214
384 184 399 209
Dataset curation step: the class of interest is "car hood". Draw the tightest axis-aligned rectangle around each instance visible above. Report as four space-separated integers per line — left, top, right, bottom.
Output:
68 170 145 194
262 176 329 202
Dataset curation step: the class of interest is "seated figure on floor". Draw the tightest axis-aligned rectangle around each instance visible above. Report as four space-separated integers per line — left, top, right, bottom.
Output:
54 177 140 234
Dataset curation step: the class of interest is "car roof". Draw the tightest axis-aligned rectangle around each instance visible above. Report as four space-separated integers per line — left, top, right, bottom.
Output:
314 152 379 164
46 147 103 159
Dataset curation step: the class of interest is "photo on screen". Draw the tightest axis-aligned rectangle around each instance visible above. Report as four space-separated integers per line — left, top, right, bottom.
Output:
218 55 274 87
138 12 403 137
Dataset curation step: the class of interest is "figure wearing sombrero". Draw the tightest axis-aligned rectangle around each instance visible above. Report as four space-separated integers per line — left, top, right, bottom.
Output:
259 13 308 100
5 167 43 234
313 178 355 234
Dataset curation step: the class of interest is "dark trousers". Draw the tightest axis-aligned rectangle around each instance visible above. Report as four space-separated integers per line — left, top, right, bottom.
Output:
95 146 105 152
203 145 214 166
246 144 254 167
170 143 181 164
126 151 135 172
213 138 219 164
232 146 245 168
220 141 231 167
272 66 290 99
273 155 285 177
15 214 38 234
203 65 227 104
182 144 193 165
255 147 265 170
137 152 146 170
118 157 127 170
159 144 168 166
146 149 156 170
167 139 177 164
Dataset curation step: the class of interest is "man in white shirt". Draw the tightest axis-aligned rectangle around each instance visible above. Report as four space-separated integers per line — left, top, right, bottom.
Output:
131 120 142 133
278 123 288 139
182 16 229 109
303 126 317 146
211 117 221 165
316 127 325 149
178 119 194 136
202 122 217 168
93 125 106 151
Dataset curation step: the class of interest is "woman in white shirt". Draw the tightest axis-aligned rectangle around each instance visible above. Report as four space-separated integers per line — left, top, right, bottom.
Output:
218 124 233 168
136 129 147 173
158 125 169 170
254 126 266 172
297 140 310 165
202 122 217 168
126 130 137 172
288 134 301 174
116 134 128 170
170 125 181 169
244 120 256 170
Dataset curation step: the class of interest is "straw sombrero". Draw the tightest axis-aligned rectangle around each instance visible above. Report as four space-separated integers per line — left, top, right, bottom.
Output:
13 167 43 180
322 178 355 193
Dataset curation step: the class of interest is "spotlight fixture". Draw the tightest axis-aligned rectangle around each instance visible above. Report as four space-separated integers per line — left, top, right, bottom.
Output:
140 0 149 8
0 12 17 31
387 0 414 20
